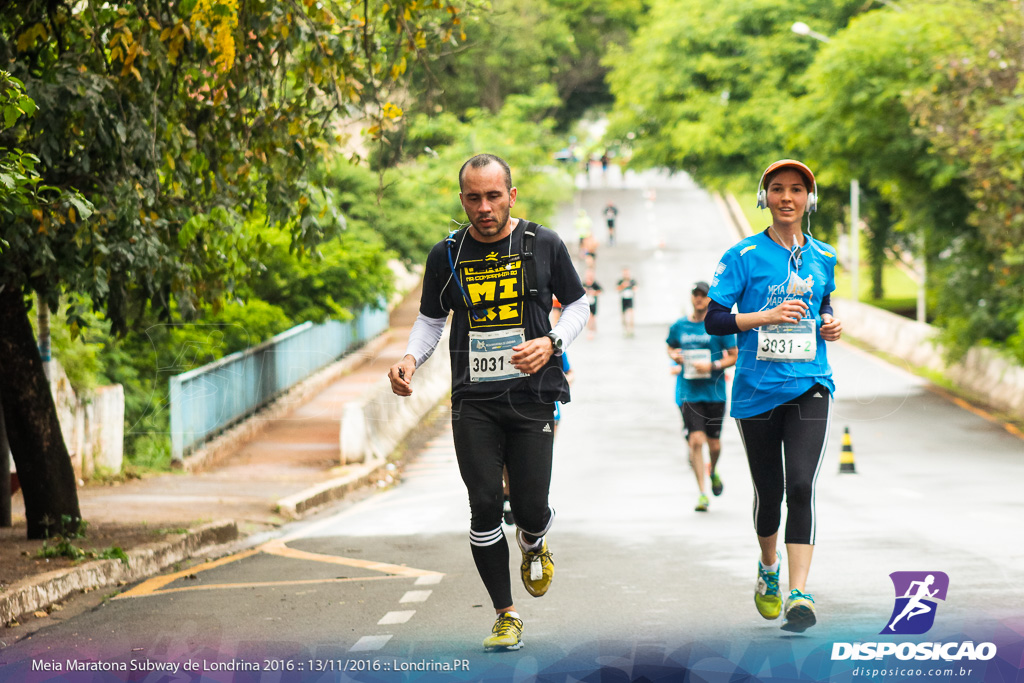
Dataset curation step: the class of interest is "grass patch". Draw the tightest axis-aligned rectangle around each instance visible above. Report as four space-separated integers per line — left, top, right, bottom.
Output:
37 538 87 561
125 433 174 473
834 263 919 303
34 515 131 566
97 546 130 566
36 540 130 566
734 196 767 237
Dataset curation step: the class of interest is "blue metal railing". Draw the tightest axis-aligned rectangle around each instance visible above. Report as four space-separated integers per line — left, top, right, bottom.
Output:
169 305 390 461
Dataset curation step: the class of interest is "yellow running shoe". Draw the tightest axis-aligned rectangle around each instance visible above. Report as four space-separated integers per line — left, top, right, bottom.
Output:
519 536 554 597
754 552 782 620
483 612 524 651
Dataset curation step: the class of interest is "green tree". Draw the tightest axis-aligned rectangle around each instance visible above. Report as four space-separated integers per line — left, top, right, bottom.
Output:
604 0 862 189
901 2 1024 359
411 0 642 128
396 85 573 240
0 71 92 536
792 2 977 216
791 1 994 324
0 0 465 538
248 221 396 324
349 85 573 264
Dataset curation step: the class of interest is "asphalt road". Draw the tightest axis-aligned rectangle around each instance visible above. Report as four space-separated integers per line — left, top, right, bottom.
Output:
2 169 1022 682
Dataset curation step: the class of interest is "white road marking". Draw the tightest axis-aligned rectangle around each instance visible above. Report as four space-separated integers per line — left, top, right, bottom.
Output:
415 574 443 586
350 635 392 652
378 611 416 625
400 590 432 603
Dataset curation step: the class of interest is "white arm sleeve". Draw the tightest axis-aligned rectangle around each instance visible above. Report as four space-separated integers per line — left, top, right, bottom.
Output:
551 294 590 351
405 313 447 368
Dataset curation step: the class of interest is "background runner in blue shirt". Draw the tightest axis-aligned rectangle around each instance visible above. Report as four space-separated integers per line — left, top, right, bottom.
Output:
705 159 843 634
666 280 737 512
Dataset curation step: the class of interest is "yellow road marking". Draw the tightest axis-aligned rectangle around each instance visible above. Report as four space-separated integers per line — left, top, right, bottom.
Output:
116 549 260 599
116 541 442 600
125 575 412 598
930 386 1024 442
261 540 439 578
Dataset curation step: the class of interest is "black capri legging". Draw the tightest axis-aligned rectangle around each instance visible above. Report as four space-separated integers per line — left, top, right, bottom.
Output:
735 383 832 545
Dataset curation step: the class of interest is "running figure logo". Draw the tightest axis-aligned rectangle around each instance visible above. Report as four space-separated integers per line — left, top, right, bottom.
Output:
881 571 949 635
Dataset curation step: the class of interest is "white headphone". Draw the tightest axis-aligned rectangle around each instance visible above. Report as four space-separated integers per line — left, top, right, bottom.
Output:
756 159 817 213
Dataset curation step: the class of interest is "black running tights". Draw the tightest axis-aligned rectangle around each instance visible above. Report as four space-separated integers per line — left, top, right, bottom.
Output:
735 384 832 545
451 397 555 609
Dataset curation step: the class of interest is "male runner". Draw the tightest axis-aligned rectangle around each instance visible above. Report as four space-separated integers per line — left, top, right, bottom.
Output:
604 202 618 245
616 266 637 337
583 270 603 337
667 280 737 512
388 154 589 651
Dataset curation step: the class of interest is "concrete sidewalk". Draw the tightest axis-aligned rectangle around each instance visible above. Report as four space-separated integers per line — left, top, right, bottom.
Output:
1 287 439 627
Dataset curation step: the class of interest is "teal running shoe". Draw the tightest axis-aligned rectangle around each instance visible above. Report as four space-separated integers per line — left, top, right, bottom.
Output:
781 589 817 632
755 552 782 619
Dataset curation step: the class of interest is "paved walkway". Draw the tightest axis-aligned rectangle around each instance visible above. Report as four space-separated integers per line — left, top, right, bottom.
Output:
10 288 423 534
1 288 445 628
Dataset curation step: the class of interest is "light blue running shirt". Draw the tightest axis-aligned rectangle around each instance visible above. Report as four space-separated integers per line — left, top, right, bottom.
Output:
708 229 837 419
666 318 736 405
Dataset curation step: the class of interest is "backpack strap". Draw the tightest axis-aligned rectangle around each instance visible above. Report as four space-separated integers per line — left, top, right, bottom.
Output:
447 222 539 306
445 226 487 317
521 221 539 299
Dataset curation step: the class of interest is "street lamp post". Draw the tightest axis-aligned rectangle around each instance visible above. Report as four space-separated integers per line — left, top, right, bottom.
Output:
916 229 927 323
791 21 831 43
791 22 865 308
851 179 860 302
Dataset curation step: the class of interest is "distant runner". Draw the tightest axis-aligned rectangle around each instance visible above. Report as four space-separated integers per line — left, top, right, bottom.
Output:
604 202 618 246
617 266 638 337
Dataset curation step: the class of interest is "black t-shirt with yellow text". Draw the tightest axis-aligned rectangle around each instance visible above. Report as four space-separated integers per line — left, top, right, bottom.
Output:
419 220 584 404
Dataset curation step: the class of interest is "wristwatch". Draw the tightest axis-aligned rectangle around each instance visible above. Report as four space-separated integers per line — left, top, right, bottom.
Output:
545 331 564 355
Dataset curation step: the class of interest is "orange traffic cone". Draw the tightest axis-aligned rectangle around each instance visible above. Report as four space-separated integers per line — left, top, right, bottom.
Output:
839 426 856 473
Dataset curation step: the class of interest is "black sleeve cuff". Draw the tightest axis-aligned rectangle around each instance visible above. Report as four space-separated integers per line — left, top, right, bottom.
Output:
705 299 741 335
820 293 833 317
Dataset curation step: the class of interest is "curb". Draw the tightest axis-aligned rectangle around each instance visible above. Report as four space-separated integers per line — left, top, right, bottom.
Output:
0 520 237 626
276 400 451 519
275 461 393 519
